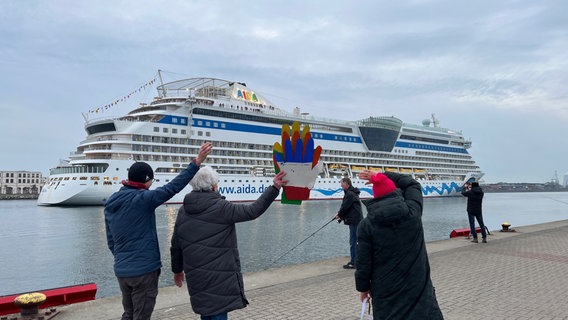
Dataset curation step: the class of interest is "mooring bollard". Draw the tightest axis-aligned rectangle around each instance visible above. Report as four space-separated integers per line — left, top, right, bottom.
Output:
13 292 46 317
500 222 515 232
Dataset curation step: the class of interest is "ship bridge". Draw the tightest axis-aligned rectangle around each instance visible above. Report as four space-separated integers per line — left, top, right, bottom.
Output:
356 116 402 152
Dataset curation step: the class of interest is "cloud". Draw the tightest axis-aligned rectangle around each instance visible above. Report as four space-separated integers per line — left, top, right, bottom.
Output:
0 0 567 182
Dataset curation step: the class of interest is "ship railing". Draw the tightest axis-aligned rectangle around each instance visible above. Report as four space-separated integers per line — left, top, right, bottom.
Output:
404 122 463 134
50 165 108 175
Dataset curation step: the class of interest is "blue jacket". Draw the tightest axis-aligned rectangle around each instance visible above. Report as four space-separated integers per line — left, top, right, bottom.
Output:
105 161 200 278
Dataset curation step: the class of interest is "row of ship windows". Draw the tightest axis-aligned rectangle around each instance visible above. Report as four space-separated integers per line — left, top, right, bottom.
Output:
129 133 473 164
56 176 121 181
152 123 356 142
126 149 475 168
129 135 473 163
124 154 475 169
127 151 478 172
153 127 188 135
50 171 471 184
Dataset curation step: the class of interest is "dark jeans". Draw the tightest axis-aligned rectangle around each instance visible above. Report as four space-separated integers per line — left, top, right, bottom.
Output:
468 213 487 238
117 269 160 320
201 313 228 320
349 224 358 264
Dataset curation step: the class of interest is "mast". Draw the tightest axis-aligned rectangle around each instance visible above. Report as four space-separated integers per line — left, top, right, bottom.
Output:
431 113 440 128
158 69 167 97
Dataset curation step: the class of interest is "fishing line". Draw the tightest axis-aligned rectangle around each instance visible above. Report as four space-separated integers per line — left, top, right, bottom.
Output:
545 196 568 206
267 216 338 268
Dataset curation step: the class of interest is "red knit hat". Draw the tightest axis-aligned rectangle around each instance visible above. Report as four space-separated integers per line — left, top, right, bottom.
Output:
369 173 397 198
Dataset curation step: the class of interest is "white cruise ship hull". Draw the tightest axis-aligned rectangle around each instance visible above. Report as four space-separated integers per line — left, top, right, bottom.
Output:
38 173 475 206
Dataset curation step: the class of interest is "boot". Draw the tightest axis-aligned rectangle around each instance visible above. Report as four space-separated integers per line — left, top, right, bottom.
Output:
471 238 479 243
482 238 487 243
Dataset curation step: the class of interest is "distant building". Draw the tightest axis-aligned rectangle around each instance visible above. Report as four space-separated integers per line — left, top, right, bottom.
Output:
0 171 45 195
564 172 568 187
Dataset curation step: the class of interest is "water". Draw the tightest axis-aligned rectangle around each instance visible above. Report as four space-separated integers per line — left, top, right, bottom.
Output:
1 192 567 299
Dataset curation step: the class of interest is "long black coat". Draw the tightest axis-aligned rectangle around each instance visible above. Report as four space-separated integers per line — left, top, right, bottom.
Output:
461 185 484 215
355 172 443 320
170 186 279 316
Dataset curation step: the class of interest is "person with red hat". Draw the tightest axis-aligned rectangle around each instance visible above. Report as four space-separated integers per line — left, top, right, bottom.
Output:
354 170 444 319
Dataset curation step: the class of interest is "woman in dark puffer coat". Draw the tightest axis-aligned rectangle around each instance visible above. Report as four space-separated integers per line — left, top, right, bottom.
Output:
355 170 444 320
170 167 287 320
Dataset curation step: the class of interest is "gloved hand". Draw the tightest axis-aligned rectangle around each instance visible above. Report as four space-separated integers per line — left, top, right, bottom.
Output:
273 122 322 204
173 272 184 288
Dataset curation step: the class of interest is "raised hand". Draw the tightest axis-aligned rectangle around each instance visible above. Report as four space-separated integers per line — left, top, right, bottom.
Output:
195 142 213 166
358 170 377 184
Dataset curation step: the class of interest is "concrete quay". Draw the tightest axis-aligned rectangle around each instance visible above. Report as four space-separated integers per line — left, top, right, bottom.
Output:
51 220 568 319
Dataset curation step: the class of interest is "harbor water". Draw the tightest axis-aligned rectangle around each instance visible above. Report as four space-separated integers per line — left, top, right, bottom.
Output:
1 192 568 299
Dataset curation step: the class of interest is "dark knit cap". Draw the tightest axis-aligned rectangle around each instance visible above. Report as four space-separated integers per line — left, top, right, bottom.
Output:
128 162 154 183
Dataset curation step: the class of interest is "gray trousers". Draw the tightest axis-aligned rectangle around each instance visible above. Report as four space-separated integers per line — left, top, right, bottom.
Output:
117 269 160 320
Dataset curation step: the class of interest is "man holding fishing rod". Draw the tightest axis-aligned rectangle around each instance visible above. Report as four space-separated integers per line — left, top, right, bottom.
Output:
335 177 363 269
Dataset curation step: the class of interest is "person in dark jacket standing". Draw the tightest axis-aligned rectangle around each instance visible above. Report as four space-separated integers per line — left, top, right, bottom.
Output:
355 170 444 320
335 177 363 269
105 142 212 320
170 167 287 320
461 181 487 243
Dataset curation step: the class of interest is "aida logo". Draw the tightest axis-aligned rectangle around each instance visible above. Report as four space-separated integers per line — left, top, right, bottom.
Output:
236 89 259 102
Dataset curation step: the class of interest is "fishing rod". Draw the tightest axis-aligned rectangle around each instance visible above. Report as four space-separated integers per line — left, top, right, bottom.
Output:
268 216 338 267
545 196 568 206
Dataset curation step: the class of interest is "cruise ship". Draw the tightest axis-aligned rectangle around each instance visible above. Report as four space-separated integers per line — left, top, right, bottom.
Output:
38 72 483 206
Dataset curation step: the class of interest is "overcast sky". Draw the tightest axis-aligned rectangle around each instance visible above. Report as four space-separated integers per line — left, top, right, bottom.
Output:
1 0 567 183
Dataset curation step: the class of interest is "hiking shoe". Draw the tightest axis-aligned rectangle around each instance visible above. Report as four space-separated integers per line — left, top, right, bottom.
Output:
482 238 487 243
471 238 479 243
343 262 355 269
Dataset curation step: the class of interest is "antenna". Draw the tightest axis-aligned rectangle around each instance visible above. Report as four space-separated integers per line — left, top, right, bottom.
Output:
158 69 166 97
431 113 440 128
551 171 559 184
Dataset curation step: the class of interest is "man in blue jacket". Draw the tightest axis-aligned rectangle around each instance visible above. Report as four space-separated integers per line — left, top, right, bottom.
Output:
105 142 212 320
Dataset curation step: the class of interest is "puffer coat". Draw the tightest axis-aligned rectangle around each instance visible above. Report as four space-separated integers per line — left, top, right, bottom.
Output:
170 185 279 316
337 186 363 225
355 172 444 320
